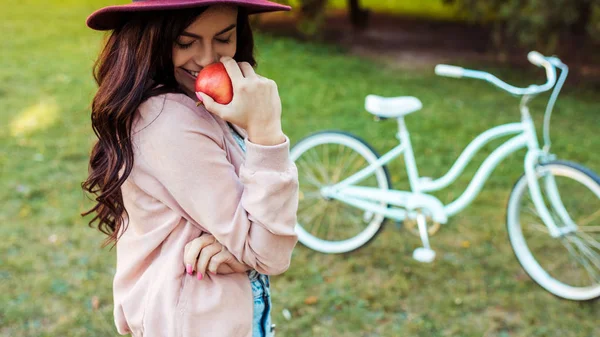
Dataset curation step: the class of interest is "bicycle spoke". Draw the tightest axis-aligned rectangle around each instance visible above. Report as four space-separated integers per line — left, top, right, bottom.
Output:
578 209 600 227
569 236 600 269
559 237 593 281
314 147 334 184
330 144 347 181
576 231 600 251
525 204 539 217
345 155 370 184
525 222 549 233
326 204 339 241
307 148 330 184
579 226 600 233
331 145 353 182
563 236 600 284
569 238 600 284
338 152 361 181
323 140 329 182
297 158 325 188
298 198 322 215
312 202 331 238
299 201 327 227
341 204 365 228
301 190 324 201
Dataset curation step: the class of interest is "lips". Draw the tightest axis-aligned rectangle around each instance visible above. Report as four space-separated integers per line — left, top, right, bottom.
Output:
183 69 200 78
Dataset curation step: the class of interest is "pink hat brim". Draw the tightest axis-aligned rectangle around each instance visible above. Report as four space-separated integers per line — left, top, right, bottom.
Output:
87 0 291 31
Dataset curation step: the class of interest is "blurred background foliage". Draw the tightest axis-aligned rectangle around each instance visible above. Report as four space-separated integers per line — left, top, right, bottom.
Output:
277 0 600 54
445 0 600 52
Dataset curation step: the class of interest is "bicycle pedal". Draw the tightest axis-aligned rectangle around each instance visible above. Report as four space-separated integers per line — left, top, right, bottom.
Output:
412 247 436 263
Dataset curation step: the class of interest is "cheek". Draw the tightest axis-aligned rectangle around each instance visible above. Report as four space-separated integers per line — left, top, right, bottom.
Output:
172 47 187 68
172 49 180 67
220 39 237 58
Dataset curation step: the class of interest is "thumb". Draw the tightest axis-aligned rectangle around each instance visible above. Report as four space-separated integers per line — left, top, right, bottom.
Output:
196 92 217 112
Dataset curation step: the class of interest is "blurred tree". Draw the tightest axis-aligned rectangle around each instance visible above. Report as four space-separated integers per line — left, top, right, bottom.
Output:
444 0 600 53
297 0 328 37
278 0 370 37
348 0 371 30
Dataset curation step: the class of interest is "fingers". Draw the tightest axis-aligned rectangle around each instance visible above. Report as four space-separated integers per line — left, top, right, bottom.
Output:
195 244 223 280
237 62 256 78
196 91 232 119
183 234 216 274
196 91 216 110
220 56 244 83
215 264 235 274
207 249 233 274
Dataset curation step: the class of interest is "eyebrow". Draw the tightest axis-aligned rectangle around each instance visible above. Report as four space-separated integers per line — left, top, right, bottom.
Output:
181 24 236 39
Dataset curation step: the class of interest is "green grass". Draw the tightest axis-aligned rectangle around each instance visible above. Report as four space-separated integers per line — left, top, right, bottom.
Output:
1 1 599 337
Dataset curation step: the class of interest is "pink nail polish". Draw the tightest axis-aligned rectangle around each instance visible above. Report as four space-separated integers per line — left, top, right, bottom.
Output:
186 264 193 275
197 273 203 281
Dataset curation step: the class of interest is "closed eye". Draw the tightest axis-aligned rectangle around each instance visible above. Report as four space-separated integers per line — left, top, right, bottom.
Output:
175 40 194 49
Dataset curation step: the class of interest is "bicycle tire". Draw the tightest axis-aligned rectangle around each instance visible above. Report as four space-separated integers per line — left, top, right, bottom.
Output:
291 131 393 254
506 160 600 301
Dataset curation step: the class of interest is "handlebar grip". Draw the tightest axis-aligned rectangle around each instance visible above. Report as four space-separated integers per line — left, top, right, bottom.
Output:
435 64 464 78
527 51 546 67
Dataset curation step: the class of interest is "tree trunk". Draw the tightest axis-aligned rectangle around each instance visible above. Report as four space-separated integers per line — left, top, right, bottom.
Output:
571 0 592 35
348 0 369 30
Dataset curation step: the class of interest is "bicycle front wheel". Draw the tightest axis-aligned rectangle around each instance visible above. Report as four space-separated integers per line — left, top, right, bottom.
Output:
507 161 600 301
290 131 392 254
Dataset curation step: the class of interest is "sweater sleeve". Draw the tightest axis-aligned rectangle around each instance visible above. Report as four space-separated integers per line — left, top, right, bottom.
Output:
135 97 299 275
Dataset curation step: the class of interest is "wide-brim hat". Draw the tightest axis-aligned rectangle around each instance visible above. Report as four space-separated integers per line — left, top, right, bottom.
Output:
87 0 291 31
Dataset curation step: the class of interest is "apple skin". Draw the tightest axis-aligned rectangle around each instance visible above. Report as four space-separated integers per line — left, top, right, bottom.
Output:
195 63 233 105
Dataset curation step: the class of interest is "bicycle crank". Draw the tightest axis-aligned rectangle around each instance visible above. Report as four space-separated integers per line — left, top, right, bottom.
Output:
403 218 441 236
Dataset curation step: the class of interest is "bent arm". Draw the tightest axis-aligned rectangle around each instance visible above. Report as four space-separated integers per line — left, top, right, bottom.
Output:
137 99 298 275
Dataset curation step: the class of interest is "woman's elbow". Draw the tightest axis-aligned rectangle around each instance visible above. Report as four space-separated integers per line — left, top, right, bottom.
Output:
253 235 298 275
256 259 292 276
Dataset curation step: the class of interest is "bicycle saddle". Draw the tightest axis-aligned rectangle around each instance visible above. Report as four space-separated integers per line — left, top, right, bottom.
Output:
365 95 422 119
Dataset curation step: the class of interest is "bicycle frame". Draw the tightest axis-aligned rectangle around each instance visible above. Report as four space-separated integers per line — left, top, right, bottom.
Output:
321 112 533 226
321 53 575 238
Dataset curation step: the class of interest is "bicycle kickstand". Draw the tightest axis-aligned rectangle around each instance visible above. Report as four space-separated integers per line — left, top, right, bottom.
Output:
412 213 436 263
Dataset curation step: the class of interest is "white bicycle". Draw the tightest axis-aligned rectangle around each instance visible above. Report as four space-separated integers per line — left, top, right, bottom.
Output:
291 52 600 301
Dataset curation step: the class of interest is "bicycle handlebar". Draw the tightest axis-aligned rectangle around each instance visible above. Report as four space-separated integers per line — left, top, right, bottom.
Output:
527 51 546 67
435 51 558 96
434 65 465 78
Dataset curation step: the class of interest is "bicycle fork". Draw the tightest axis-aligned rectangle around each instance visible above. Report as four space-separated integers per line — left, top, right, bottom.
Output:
522 102 576 237
525 151 577 237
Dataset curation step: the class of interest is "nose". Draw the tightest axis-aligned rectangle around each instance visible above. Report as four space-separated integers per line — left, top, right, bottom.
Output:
195 41 219 68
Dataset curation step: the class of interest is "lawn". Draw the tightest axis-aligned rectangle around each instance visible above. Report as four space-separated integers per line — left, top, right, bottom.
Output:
1 1 599 337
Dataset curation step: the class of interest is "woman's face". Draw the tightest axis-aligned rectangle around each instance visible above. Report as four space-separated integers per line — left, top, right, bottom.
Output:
173 5 238 97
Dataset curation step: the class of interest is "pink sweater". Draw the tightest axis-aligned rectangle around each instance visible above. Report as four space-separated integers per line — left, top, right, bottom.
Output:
113 93 299 337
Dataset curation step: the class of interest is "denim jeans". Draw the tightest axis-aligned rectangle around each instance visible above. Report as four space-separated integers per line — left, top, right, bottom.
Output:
249 270 275 337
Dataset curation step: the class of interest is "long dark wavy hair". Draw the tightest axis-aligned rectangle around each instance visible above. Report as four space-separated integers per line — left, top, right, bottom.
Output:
82 7 256 246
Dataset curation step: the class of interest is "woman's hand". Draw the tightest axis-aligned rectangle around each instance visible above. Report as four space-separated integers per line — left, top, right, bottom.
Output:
196 56 286 146
183 234 251 280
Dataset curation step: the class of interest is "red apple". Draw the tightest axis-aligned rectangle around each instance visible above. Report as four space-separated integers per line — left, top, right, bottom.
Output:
195 63 233 105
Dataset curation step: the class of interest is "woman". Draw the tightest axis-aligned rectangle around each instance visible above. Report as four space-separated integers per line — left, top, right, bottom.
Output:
81 1 299 336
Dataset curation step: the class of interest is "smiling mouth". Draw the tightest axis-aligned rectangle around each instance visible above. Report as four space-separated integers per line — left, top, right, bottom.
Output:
183 69 199 78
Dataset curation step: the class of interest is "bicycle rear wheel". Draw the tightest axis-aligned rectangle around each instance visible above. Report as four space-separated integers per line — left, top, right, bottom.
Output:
290 131 392 254
507 161 600 301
